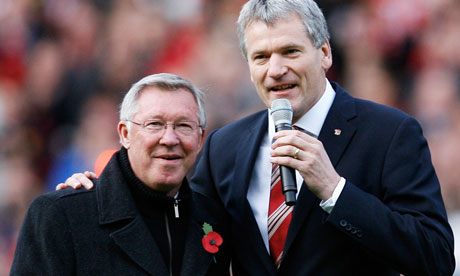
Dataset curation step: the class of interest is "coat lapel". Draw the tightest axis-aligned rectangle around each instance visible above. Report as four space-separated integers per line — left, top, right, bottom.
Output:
319 83 357 167
283 183 317 257
96 153 168 276
283 83 357 258
231 111 268 224
110 217 168 275
180 219 211 276
231 112 276 273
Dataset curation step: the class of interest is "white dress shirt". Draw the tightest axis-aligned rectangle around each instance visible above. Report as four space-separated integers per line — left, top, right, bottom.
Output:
247 79 345 252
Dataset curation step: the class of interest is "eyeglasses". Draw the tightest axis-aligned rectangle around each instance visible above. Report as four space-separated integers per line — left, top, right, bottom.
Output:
127 119 201 136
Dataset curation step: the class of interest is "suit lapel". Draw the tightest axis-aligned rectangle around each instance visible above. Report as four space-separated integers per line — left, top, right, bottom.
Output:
232 112 267 223
283 183 317 257
283 83 357 257
319 84 357 167
232 112 276 273
97 153 168 276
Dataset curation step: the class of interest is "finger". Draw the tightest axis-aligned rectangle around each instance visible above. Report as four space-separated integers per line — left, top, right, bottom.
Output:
273 129 315 141
65 174 83 188
56 183 67 191
272 136 298 150
269 155 301 171
84 171 98 180
75 173 94 190
294 147 300 159
271 144 300 159
56 181 81 190
272 133 308 149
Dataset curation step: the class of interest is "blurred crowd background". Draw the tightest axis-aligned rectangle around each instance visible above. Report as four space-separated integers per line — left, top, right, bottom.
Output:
1 0 460 274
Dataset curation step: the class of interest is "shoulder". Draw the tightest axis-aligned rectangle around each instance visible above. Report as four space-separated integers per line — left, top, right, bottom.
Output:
356 98 408 120
207 110 266 142
214 110 266 133
332 82 415 128
356 100 424 141
28 188 96 218
41 187 94 202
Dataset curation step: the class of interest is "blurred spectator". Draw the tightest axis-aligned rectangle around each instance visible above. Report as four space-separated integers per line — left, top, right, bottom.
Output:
45 93 120 191
1 0 460 273
0 155 41 276
410 66 460 211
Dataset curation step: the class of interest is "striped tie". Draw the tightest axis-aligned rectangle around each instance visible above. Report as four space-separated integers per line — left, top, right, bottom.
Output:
268 162 293 268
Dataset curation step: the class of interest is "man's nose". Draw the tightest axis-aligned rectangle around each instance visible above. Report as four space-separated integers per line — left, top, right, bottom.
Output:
267 55 288 79
159 124 180 146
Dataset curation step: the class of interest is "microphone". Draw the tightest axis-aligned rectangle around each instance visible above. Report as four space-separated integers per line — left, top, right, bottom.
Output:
270 99 297 206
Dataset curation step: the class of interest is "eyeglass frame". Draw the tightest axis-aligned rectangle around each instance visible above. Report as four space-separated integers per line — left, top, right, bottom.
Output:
126 119 203 136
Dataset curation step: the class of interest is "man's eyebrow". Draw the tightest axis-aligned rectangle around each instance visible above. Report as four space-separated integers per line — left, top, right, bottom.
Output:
250 49 268 57
280 43 305 50
250 43 304 56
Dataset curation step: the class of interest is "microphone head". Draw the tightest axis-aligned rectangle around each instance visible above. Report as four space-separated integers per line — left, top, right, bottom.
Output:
270 98 293 125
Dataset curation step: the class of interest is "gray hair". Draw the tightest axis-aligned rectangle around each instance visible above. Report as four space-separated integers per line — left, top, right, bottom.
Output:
120 73 207 128
237 0 330 60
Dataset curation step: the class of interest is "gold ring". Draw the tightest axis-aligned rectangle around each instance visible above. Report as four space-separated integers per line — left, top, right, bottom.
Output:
294 148 300 159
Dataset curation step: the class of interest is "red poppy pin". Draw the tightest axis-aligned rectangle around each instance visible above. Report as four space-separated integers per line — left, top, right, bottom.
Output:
202 222 223 262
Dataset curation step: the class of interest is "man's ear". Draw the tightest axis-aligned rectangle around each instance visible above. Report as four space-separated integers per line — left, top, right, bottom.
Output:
320 40 333 72
118 121 130 149
198 128 206 152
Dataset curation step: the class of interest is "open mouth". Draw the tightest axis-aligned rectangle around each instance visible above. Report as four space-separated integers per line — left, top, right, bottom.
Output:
271 84 296 91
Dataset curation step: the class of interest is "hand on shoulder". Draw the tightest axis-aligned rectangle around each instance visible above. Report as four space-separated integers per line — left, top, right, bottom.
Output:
55 171 97 191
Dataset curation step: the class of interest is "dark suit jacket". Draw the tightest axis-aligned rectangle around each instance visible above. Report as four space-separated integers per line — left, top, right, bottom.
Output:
10 151 230 275
191 82 455 276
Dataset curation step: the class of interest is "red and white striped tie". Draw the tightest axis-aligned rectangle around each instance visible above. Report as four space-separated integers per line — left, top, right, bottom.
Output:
268 162 293 268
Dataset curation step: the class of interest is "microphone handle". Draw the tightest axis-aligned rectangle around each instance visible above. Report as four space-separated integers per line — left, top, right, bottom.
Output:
280 166 297 206
275 123 297 206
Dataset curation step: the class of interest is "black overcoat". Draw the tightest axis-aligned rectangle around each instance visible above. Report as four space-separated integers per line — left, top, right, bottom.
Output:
10 150 230 275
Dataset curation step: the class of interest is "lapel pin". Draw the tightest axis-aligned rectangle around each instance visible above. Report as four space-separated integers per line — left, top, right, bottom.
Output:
334 129 342 136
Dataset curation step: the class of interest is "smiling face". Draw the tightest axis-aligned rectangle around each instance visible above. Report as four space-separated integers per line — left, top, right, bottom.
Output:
118 86 205 196
245 13 332 122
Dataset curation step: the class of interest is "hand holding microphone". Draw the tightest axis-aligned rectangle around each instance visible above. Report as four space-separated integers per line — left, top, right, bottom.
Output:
271 99 341 203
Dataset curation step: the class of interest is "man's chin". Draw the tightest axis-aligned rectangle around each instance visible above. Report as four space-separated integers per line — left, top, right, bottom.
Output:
153 177 183 194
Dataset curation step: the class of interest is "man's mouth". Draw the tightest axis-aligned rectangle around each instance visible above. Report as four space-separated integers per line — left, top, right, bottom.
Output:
271 84 296 91
157 154 181 161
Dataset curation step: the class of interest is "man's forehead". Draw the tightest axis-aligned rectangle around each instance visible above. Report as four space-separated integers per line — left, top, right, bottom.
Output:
137 88 198 111
245 18 309 50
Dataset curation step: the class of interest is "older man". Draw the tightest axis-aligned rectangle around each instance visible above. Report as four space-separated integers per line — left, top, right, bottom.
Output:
10 73 230 275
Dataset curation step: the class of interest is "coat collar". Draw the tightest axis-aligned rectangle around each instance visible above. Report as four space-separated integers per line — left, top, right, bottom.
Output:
95 151 214 276
96 152 137 224
95 152 167 275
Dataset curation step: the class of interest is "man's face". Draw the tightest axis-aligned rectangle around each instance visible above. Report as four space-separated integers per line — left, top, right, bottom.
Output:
118 87 205 196
245 13 332 122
